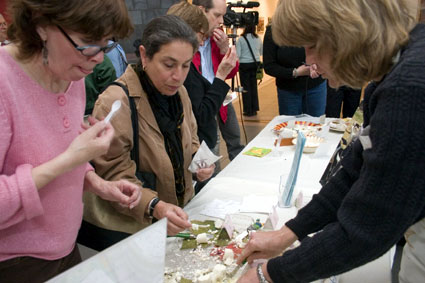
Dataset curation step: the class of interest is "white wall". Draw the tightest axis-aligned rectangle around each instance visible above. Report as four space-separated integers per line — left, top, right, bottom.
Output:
227 0 278 40
257 0 278 26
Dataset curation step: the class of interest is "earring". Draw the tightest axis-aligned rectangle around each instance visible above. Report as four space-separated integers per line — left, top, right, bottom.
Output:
142 65 146 71
42 40 48 65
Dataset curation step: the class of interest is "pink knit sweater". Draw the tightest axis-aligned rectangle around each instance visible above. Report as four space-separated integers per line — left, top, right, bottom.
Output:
0 48 91 261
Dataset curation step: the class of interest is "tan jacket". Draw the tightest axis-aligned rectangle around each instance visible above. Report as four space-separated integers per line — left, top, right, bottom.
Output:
83 66 199 234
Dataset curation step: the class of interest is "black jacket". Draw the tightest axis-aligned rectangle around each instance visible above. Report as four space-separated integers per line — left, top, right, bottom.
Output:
183 63 229 149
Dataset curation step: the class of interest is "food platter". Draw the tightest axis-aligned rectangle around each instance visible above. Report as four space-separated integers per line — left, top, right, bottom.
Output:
273 121 322 133
165 216 256 282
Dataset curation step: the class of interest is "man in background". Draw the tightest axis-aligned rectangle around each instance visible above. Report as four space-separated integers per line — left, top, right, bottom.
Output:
193 0 244 161
84 55 116 115
106 39 127 78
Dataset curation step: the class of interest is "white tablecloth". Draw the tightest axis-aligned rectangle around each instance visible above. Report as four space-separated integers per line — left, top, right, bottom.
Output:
189 115 341 223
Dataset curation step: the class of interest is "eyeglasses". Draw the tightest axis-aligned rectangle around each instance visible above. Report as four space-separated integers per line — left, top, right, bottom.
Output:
56 25 117 57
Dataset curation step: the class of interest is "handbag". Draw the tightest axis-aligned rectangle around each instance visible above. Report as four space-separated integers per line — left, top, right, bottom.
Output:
106 81 157 190
243 35 264 83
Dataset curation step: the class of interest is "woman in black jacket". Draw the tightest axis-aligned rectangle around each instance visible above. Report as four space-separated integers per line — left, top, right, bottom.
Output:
263 24 327 117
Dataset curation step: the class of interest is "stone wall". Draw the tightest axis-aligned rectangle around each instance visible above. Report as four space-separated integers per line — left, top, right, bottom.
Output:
120 0 180 62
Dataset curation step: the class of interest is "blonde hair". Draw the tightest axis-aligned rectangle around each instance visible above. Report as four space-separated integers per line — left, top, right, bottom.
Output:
167 1 209 34
272 0 415 88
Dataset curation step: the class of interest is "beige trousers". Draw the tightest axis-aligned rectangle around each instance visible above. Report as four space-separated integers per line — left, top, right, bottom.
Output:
399 217 425 283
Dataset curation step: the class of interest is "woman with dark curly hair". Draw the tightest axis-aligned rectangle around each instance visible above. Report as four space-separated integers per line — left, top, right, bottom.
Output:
82 15 215 250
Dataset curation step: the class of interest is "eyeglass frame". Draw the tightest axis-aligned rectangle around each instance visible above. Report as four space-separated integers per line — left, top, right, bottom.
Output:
56 25 117 57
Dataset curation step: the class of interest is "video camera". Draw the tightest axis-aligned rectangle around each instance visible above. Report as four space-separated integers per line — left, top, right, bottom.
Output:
223 1 260 28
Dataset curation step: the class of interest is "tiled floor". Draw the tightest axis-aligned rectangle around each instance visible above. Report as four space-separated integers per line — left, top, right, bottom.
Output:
219 74 278 168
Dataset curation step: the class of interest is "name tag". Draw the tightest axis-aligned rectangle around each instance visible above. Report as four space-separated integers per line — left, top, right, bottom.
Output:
359 126 372 150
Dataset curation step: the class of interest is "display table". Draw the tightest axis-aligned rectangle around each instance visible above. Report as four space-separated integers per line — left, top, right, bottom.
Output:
187 115 342 226
50 115 393 282
49 219 167 283
183 115 393 283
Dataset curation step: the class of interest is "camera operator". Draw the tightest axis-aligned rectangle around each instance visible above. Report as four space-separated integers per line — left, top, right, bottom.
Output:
193 0 244 162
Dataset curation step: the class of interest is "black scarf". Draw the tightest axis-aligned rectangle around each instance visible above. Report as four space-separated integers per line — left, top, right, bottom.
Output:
133 64 186 201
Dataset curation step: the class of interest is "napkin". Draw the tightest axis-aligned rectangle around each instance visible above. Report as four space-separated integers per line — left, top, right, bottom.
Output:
188 141 222 173
222 91 238 106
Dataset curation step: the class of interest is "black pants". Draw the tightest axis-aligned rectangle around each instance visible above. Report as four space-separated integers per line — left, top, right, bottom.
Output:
77 220 131 251
239 62 259 115
326 85 361 118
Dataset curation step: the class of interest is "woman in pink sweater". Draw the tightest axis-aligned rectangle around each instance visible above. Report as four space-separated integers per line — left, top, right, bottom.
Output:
0 0 141 281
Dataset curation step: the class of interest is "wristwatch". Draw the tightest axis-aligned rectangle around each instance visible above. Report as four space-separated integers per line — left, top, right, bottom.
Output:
257 263 270 283
148 197 160 218
292 68 298 78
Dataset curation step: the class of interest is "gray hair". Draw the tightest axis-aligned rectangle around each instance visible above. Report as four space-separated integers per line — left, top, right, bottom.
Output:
141 15 198 59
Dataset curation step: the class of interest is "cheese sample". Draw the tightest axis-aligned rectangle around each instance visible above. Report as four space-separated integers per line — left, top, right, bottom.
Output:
211 264 226 281
196 233 209 244
223 248 235 265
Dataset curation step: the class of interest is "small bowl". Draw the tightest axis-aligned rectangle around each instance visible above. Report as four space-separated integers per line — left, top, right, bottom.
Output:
292 136 324 153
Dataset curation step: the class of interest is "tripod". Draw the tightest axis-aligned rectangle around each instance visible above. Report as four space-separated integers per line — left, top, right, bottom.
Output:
226 25 249 144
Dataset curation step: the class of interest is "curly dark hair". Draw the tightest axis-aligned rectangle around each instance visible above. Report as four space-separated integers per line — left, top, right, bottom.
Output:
141 15 198 59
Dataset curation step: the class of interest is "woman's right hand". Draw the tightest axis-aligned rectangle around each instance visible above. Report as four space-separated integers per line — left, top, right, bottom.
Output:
216 46 238 81
309 63 320 79
65 120 114 167
153 200 192 235
237 225 298 264
296 64 311 77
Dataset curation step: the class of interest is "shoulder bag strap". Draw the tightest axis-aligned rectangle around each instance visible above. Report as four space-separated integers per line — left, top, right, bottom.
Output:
243 35 258 65
107 81 140 171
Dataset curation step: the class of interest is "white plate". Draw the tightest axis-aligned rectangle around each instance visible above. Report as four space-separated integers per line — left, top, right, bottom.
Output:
329 118 351 132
